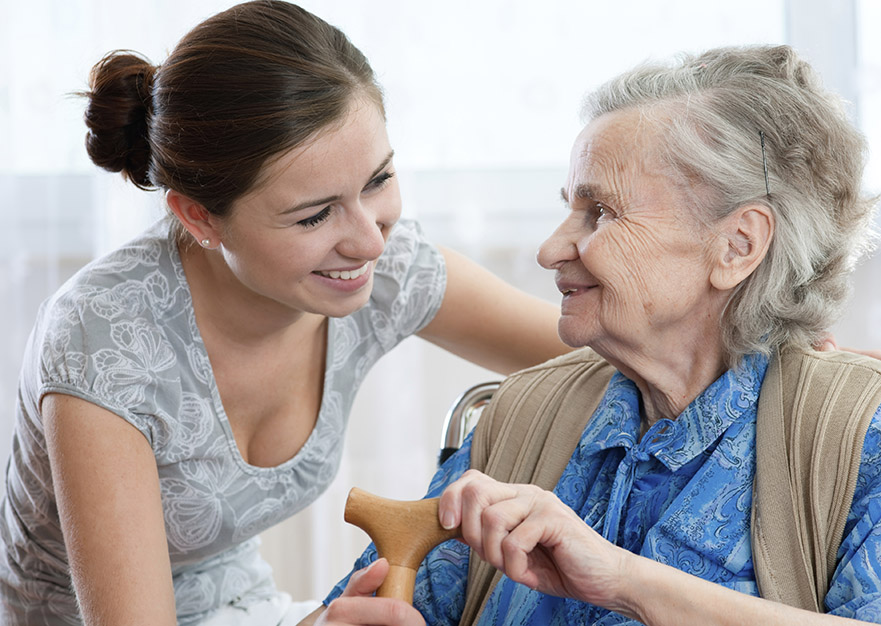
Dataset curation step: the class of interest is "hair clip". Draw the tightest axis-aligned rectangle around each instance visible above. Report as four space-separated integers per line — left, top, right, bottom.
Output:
759 130 771 197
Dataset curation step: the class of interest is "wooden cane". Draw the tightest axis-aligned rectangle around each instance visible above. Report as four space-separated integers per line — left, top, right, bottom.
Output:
344 487 461 603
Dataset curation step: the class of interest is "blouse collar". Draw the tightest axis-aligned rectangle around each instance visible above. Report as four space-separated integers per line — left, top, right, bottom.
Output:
578 353 770 471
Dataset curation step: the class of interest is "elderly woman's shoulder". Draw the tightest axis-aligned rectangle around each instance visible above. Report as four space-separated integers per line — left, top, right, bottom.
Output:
495 348 617 403
515 347 609 374
472 348 617 473
779 345 881 376
766 346 881 435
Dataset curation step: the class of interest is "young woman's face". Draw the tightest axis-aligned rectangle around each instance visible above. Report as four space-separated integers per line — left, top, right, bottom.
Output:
213 98 402 319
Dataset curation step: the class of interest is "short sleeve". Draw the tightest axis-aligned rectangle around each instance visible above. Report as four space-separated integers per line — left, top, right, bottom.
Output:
825 402 881 619
366 219 447 352
34 250 178 448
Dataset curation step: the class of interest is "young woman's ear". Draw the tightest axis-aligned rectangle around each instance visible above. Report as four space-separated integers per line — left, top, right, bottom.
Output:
709 204 774 291
165 190 223 249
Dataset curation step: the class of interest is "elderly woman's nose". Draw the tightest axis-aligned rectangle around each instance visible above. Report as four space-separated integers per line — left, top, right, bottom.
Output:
537 225 579 270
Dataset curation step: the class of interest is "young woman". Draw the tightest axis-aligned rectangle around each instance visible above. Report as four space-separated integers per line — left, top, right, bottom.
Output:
0 2 568 624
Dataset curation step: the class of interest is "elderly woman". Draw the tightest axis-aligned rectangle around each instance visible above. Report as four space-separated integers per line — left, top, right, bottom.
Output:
310 45 881 625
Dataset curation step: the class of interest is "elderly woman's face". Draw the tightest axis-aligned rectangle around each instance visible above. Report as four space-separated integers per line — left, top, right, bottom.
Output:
537 111 722 357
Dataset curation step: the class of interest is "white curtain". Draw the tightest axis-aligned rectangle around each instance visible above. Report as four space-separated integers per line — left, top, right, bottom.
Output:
2 0 878 602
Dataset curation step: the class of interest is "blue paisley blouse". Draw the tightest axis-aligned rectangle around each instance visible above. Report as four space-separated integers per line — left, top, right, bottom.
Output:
327 354 881 623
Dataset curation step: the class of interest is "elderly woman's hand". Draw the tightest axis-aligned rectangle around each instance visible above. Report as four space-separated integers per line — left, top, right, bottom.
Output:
439 470 880 626
438 470 636 613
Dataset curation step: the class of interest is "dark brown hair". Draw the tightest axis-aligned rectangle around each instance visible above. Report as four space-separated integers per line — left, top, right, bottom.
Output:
83 0 384 217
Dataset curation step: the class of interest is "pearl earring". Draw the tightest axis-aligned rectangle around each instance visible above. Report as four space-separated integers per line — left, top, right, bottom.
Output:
201 238 211 248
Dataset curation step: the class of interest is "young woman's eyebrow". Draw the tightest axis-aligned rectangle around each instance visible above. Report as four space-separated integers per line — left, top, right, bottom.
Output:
280 150 395 216
369 150 395 181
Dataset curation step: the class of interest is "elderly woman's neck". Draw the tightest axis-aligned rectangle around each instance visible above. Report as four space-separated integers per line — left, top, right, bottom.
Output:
604 342 728 432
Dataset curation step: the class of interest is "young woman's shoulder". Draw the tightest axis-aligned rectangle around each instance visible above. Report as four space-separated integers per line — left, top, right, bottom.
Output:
43 219 181 329
367 218 447 339
31 219 190 433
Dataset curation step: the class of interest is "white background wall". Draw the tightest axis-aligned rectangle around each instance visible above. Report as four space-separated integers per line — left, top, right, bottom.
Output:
1 0 879 602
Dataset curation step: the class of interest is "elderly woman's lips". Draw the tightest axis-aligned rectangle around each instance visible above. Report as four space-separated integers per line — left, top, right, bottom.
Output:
559 285 597 295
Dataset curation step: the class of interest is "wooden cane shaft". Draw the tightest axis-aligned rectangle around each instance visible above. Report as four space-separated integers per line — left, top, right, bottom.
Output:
376 565 417 602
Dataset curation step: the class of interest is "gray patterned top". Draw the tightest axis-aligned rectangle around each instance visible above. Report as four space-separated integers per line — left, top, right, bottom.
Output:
0 217 446 625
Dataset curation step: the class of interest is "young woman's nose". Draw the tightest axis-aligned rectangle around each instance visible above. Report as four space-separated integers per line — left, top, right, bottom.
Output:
338 201 394 260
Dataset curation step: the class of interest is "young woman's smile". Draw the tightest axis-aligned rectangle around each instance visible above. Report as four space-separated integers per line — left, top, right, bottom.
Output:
313 261 373 291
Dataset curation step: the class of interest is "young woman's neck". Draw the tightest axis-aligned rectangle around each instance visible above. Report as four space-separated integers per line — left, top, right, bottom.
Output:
179 242 325 347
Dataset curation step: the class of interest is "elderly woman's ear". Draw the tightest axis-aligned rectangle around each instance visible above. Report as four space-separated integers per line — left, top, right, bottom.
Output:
708 204 774 291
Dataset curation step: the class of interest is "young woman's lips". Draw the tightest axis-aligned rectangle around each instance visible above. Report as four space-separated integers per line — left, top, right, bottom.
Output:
313 262 372 292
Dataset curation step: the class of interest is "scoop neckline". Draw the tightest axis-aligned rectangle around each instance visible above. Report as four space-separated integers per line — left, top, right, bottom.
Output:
165 221 334 475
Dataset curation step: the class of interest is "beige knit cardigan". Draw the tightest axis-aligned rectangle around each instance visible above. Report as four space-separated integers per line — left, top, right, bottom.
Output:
459 347 881 623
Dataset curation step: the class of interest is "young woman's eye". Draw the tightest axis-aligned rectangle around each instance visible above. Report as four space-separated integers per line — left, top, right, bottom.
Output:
297 206 331 228
366 171 395 191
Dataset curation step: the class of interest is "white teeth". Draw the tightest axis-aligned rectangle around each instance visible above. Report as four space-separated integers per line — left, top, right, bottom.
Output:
319 263 370 280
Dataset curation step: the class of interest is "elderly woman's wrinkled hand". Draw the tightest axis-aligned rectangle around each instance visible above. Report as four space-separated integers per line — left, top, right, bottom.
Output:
438 469 633 610
315 559 425 626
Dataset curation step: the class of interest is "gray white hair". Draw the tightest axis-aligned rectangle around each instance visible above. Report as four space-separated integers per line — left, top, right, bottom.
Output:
583 45 878 366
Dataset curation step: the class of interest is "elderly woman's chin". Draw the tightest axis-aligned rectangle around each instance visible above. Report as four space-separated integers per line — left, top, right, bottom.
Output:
555 313 622 359
552 290 600 345
556 315 596 349
555 297 633 355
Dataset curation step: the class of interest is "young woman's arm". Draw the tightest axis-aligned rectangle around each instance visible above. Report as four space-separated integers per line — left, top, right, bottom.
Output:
43 393 177 626
417 246 571 375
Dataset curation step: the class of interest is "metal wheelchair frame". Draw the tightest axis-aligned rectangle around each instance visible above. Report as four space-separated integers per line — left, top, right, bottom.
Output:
438 381 500 466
